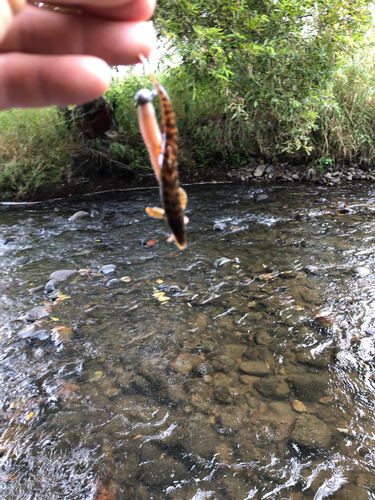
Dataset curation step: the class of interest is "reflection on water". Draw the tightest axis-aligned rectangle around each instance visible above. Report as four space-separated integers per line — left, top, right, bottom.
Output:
1 183 375 498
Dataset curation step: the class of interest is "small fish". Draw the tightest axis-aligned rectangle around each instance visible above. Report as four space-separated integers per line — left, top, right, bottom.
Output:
135 55 188 250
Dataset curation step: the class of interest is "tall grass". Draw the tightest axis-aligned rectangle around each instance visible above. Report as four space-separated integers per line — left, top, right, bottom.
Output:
313 52 375 164
0 107 83 198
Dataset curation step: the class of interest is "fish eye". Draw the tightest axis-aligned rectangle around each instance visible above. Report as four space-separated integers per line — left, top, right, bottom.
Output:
135 89 154 105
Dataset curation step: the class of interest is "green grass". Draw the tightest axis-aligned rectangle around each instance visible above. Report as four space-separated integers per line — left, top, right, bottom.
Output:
0 107 83 199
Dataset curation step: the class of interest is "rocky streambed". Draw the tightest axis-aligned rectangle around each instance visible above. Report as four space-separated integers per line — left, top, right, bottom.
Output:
1 182 375 499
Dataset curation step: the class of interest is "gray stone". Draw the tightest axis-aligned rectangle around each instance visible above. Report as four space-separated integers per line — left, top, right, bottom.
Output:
25 305 53 322
11 256 29 266
256 194 269 202
239 361 271 377
106 278 122 288
292 174 299 181
100 264 116 275
49 270 78 281
213 257 232 267
44 279 59 293
254 165 266 177
291 414 332 449
0 281 17 295
68 211 90 221
213 223 227 231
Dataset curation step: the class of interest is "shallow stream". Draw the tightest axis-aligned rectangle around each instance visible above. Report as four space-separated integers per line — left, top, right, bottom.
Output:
1 183 375 499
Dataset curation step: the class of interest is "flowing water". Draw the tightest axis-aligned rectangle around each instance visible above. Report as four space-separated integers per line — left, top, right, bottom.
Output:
1 182 375 499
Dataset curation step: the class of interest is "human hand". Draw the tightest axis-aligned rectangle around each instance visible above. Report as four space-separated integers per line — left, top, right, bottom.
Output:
0 0 156 110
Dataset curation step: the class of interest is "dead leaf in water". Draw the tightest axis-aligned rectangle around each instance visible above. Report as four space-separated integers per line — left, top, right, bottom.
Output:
145 239 158 248
292 400 307 413
158 296 170 302
91 476 116 500
51 326 74 343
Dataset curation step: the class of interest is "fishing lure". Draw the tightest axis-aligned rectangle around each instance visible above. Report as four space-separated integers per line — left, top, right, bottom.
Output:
135 55 188 250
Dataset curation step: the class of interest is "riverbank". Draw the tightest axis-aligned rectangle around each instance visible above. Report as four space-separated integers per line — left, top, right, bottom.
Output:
6 157 375 203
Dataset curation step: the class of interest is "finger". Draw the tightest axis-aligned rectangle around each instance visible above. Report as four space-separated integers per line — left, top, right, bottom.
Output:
39 0 156 21
0 54 111 109
1 5 156 65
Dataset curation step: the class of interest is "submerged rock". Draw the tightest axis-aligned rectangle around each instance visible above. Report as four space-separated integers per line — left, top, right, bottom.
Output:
49 270 78 282
288 374 329 402
255 377 290 400
68 211 89 221
18 324 50 340
239 361 271 377
213 222 227 231
213 257 232 267
100 264 116 275
25 305 53 322
313 310 336 328
291 414 332 449
11 256 29 266
44 279 59 293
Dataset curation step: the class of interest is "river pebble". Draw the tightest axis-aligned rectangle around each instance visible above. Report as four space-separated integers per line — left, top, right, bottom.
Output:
25 305 53 322
255 376 290 399
44 279 59 293
291 414 332 449
213 222 227 231
288 374 329 401
239 361 271 376
68 211 89 221
49 270 78 281
100 264 116 275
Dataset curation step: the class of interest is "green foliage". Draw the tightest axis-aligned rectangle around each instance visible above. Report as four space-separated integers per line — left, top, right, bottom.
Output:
153 0 373 158
0 108 83 198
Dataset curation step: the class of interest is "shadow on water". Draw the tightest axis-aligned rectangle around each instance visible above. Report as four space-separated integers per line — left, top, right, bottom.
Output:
2 183 375 498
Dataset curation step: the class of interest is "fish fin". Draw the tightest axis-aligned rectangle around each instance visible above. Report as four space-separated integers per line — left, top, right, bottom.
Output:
178 187 188 210
166 233 187 250
145 207 165 219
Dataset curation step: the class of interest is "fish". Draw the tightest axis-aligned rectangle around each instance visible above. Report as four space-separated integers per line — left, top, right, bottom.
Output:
135 55 188 250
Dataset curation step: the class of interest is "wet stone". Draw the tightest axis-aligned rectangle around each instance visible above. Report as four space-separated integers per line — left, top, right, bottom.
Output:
256 194 269 202
106 278 122 288
18 324 50 340
170 353 203 374
68 211 90 221
296 349 332 367
288 374 329 402
11 256 29 266
213 257 232 267
180 413 219 460
239 361 271 377
213 222 227 231
255 330 274 346
100 264 116 275
49 269 78 281
25 305 53 322
255 377 290 400
44 279 59 293
291 414 332 449
0 281 17 294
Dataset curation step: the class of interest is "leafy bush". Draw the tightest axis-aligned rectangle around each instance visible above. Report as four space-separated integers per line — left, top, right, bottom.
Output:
0 107 83 198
